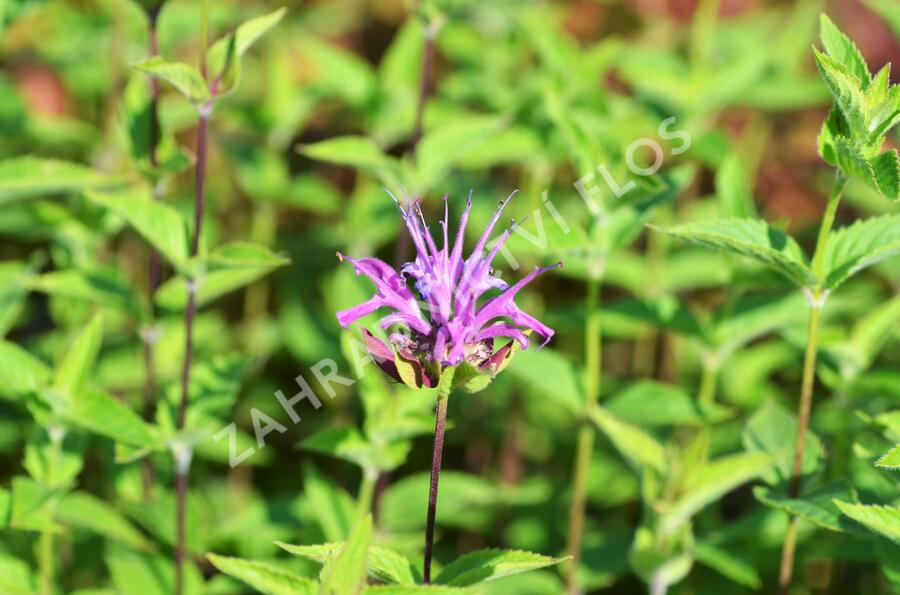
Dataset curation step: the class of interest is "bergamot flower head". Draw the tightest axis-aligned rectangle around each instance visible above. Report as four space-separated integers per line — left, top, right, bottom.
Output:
336 191 560 391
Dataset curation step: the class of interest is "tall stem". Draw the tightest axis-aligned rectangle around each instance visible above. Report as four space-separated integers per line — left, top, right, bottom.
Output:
777 172 846 595
423 366 456 583
174 99 211 595
566 275 602 594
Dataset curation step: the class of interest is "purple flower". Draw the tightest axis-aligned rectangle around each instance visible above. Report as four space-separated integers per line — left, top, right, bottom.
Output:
336 191 560 390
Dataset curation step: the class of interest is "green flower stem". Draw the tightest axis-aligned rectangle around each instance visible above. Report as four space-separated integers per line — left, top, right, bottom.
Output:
697 358 718 406
39 427 63 595
356 466 377 522
777 171 846 595
566 275 602 594
423 365 456 584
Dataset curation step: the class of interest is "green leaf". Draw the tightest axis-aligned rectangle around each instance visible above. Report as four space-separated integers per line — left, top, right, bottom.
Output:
589 407 667 473
660 452 772 534
155 242 290 310
604 296 705 341
277 542 419 585
319 515 372 595
819 14 871 86
655 218 812 286
25 268 147 321
8 476 62 532
0 553 34 594
0 157 115 204
0 340 50 401
876 444 900 470
299 136 404 190
108 549 204 595
303 464 355 542
835 501 900 543
434 549 566 587
507 348 582 415
743 400 823 486
414 115 504 191
868 149 900 201
694 542 761 589
207 554 317 595
207 8 286 95
362 588 467 594
63 388 159 450
0 260 32 337
56 491 153 550
715 153 756 218
380 472 511 533
813 48 868 139
84 189 190 270
133 57 210 105
53 314 103 399
300 427 403 472
822 213 900 289
754 481 860 532
605 381 731 426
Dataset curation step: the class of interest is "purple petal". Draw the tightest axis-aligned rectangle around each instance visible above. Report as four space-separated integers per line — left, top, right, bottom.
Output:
473 324 529 348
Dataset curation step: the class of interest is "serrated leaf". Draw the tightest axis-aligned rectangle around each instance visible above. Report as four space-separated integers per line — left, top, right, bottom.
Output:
0 157 115 204
84 189 190 270
660 452 772 534
835 500 900 543
814 48 868 139
754 481 860 532
655 218 812 286
819 14 871 86
822 213 900 288
434 549 565 587
869 149 900 201
876 444 900 469
277 541 419 585
207 554 316 595
319 515 372 595
590 407 667 473
133 57 210 104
